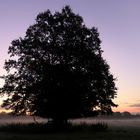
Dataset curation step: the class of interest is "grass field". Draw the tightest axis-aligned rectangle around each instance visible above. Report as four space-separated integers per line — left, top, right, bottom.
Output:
0 126 139 140
0 117 140 140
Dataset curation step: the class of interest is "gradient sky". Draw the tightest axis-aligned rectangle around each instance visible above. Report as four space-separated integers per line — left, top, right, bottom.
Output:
0 0 140 113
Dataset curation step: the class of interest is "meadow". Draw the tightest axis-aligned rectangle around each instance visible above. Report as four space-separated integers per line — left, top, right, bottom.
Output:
0 116 140 140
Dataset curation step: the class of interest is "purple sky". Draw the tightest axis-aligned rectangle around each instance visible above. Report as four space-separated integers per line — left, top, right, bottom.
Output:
0 0 140 113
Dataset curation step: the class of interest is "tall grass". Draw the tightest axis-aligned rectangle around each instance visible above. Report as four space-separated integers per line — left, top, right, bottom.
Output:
0 122 108 134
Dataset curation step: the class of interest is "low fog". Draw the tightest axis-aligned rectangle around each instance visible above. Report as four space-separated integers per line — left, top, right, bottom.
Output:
0 114 140 129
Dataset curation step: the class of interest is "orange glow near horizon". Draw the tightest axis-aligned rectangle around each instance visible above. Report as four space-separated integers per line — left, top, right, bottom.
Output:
113 107 140 114
113 99 140 114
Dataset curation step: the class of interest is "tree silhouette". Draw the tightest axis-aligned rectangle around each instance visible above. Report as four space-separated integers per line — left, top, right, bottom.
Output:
0 6 117 126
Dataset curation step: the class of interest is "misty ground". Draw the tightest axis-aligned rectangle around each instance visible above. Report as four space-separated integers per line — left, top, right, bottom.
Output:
0 115 140 128
0 116 140 140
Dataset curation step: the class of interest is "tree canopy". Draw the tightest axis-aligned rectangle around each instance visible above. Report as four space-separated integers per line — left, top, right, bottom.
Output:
0 6 117 124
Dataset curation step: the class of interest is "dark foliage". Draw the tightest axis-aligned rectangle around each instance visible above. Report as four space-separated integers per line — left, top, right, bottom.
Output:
0 122 108 134
0 6 117 125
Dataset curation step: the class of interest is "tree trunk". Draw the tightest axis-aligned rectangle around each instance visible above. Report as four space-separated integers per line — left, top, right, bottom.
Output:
52 118 68 129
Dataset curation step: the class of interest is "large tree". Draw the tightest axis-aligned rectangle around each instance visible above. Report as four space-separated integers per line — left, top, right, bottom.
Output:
0 6 117 125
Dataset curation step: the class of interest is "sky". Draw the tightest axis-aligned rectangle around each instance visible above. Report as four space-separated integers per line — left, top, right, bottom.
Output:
0 0 140 113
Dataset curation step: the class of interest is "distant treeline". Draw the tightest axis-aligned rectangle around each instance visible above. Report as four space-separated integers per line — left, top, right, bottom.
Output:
0 111 140 119
97 111 140 119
